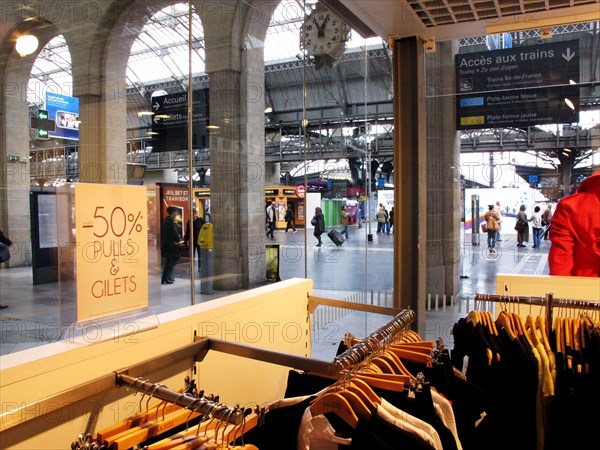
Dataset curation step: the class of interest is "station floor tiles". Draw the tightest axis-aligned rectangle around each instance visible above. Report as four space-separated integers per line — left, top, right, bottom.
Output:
0 227 551 357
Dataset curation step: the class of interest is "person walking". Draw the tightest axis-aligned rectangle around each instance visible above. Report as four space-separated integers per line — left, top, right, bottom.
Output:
376 204 387 235
0 228 12 309
311 206 325 247
160 206 181 285
284 204 297 233
265 201 277 240
484 204 500 252
340 205 350 241
388 206 394 234
530 206 543 249
494 201 503 241
184 214 205 272
541 203 553 240
515 204 528 248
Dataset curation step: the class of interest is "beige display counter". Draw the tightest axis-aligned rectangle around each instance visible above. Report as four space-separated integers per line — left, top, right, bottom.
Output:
0 278 313 449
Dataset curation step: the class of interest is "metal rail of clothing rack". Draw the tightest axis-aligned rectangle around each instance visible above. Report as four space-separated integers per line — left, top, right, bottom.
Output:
473 292 600 337
0 298 414 433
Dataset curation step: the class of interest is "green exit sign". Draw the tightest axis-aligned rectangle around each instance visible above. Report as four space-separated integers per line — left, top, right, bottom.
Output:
30 109 55 140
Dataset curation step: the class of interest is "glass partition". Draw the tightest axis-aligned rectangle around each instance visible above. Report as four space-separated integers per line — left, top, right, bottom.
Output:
1 1 597 357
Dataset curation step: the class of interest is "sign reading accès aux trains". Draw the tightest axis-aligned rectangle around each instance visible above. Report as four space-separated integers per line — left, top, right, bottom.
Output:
75 184 148 322
456 40 580 129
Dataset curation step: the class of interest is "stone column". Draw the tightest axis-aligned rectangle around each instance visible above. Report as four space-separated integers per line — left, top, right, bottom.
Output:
265 162 281 185
203 1 268 289
1 54 33 267
74 85 127 185
425 40 461 303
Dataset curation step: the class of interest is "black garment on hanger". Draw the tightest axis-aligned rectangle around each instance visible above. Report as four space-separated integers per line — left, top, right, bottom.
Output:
426 352 487 450
284 369 333 398
236 396 314 450
351 412 436 450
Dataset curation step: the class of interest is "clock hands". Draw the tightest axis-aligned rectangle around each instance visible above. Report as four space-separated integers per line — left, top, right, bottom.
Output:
315 13 329 38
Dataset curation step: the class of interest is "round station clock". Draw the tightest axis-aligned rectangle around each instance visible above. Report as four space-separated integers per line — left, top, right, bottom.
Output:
300 7 351 60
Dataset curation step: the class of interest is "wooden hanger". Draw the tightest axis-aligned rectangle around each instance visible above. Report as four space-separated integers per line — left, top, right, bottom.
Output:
511 312 525 336
145 413 222 450
97 387 184 442
309 392 359 428
386 346 432 365
105 403 204 450
389 341 434 353
350 378 381 406
351 337 433 354
354 371 411 384
369 356 396 374
168 413 259 450
355 373 405 392
496 311 516 340
380 351 416 377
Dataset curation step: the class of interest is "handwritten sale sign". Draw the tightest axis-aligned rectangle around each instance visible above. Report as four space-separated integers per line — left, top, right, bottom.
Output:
75 184 148 322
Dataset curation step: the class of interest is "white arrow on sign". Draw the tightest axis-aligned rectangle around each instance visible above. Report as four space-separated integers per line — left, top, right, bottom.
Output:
152 102 160 111
562 48 575 62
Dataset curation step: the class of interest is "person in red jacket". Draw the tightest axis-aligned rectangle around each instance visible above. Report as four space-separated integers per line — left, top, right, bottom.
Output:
549 170 600 277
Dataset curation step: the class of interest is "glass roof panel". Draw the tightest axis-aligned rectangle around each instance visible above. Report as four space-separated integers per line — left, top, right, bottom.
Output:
28 35 72 103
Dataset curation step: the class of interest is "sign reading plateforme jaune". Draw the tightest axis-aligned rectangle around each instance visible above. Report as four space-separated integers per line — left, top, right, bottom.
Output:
75 184 148 322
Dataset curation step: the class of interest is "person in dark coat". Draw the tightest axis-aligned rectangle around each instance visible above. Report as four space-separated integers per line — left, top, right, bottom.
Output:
160 206 181 284
284 204 297 233
0 228 13 308
184 215 205 272
312 207 325 247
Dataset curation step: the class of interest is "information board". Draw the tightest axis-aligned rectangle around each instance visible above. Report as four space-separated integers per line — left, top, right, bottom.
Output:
456 40 580 129
46 92 80 140
75 184 148 322
150 89 209 152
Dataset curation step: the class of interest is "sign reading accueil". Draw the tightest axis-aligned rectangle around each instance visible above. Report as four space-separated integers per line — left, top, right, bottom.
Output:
75 184 148 322
45 92 80 140
151 89 209 152
456 40 579 129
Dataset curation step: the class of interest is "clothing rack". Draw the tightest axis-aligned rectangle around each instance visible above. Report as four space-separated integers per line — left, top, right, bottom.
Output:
473 292 600 337
115 373 244 425
333 308 416 369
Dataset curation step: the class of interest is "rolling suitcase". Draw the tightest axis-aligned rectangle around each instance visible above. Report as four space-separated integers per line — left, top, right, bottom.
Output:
327 229 345 247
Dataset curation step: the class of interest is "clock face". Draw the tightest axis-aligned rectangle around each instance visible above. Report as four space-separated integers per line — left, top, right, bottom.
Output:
301 10 349 57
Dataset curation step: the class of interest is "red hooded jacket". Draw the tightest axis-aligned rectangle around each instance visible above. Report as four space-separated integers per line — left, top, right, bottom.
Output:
549 171 600 277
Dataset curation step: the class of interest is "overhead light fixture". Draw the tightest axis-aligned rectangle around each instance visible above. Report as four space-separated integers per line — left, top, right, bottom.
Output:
264 106 273 113
151 90 168 97
206 125 220 129
15 34 39 57
564 98 575 110
146 131 159 135
569 79 577 85
137 111 155 116
563 148 572 153
154 114 170 119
